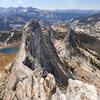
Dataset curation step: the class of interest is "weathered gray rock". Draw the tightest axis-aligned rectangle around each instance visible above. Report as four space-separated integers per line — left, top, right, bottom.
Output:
51 79 99 100
51 23 100 95
71 20 100 40
4 19 99 100
66 79 99 100
23 19 74 84
4 68 99 100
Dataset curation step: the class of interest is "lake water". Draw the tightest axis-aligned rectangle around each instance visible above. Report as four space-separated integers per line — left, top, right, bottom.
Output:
0 46 19 54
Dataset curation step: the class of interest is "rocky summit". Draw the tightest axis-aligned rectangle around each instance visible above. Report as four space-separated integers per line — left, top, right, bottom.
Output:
3 19 100 100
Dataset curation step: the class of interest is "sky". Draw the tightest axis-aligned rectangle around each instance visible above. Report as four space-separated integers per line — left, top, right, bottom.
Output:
0 0 100 10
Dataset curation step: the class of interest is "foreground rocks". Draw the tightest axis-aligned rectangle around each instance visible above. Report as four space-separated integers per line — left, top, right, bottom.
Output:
66 79 99 100
4 69 55 100
4 68 99 100
0 71 8 99
3 19 100 100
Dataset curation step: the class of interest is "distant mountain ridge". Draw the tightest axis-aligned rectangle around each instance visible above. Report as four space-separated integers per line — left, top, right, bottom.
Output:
68 12 100 40
50 9 100 13
0 7 100 31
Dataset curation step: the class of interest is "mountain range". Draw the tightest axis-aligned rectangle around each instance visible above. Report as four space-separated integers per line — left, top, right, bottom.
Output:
0 7 100 30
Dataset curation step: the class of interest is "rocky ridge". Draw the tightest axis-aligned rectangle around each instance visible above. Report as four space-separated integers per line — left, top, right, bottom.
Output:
3 19 100 100
69 19 100 40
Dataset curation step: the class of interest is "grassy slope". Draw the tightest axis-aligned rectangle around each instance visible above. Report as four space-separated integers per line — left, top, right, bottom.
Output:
0 53 16 71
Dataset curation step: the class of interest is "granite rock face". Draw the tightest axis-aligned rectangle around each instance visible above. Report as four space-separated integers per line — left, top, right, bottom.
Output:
52 23 100 95
66 79 99 100
23 19 74 84
70 20 100 40
4 69 99 100
4 19 99 100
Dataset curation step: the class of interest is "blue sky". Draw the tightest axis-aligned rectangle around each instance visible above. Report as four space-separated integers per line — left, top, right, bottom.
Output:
0 0 100 10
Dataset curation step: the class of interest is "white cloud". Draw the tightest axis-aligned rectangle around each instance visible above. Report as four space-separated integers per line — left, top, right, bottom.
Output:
18 1 23 3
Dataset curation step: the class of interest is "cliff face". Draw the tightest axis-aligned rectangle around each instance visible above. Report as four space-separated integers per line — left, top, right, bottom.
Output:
4 19 100 100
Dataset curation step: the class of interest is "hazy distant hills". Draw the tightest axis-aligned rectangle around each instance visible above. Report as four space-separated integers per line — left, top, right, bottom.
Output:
73 13 100 23
51 9 100 14
69 12 100 41
0 7 100 30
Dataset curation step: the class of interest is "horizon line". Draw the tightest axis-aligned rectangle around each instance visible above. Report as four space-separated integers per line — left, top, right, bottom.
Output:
0 6 100 11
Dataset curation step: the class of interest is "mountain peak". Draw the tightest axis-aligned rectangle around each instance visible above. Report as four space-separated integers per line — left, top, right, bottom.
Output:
24 19 40 32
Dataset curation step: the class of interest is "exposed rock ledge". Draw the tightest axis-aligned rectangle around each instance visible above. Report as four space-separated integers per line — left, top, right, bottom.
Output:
4 19 99 100
4 69 99 100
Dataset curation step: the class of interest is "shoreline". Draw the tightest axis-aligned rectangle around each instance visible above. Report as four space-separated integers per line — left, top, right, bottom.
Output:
0 43 20 49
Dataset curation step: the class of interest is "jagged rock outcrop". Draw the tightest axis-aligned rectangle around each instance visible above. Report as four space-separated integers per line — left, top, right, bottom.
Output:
52 79 99 100
51 23 100 95
66 79 99 100
4 19 99 100
4 68 99 100
23 19 74 84
4 69 55 100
